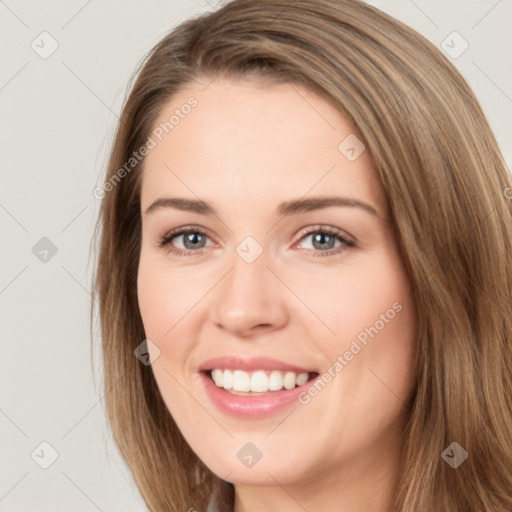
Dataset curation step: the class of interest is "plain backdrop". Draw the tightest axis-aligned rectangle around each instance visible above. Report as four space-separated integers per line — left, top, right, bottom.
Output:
1 0 511 510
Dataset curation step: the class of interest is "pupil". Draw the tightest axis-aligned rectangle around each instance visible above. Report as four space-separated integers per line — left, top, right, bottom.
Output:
313 233 334 250
185 232 203 249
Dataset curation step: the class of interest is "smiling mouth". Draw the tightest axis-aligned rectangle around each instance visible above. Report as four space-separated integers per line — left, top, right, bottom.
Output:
204 369 319 395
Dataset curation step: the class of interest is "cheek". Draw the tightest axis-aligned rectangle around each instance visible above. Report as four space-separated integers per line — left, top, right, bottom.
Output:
136 259 201 422
137 256 202 340
296 247 417 410
321 256 417 420
291 250 413 355
137 265 163 339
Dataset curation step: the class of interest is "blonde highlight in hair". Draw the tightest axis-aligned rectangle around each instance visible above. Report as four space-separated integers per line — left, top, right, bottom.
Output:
91 0 512 510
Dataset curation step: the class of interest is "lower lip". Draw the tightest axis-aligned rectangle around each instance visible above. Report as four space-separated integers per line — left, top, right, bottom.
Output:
200 371 318 419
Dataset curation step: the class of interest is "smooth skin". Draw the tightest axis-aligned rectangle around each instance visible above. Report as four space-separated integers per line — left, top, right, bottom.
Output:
137 77 418 512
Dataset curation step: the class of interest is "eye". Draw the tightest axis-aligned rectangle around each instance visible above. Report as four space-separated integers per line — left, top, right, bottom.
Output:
158 226 213 256
158 225 356 257
294 226 356 257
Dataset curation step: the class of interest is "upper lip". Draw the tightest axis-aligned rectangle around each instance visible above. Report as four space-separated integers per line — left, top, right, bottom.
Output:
199 356 318 374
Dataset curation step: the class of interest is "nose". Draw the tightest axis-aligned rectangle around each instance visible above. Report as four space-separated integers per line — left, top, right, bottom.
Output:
209 246 289 338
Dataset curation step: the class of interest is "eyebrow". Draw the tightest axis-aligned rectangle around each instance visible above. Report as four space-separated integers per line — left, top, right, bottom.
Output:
144 196 379 218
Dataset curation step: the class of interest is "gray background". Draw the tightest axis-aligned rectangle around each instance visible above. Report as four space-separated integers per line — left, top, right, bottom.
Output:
1 0 511 510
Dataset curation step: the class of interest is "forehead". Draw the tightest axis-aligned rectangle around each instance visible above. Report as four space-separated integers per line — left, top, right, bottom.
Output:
140 77 387 218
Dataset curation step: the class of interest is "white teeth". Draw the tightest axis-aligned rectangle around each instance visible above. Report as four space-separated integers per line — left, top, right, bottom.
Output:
232 370 250 392
268 370 283 391
251 371 268 392
223 369 233 389
296 372 309 386
210 369 311 392
211 369 224 388
283 371 296 390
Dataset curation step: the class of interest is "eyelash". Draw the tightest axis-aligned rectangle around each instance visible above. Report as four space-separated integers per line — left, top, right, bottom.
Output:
157 225 356 258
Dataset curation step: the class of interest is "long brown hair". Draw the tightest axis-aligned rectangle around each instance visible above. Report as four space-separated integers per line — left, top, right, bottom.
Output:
91 0 512 510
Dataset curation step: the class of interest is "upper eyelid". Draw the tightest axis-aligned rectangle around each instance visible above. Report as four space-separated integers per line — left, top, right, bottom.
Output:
296 224 354 240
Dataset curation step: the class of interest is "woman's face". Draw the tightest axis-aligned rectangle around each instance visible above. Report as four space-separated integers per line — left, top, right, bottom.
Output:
137 77 417 491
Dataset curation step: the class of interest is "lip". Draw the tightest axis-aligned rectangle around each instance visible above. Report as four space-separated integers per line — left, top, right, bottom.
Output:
198 355 317 374
200 371 320 418
198 356 320 418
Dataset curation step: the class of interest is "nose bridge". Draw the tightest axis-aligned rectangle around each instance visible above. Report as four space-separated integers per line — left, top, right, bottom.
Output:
210 237 287 335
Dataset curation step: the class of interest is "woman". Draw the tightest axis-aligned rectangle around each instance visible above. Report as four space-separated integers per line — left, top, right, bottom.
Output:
91 0 512 510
